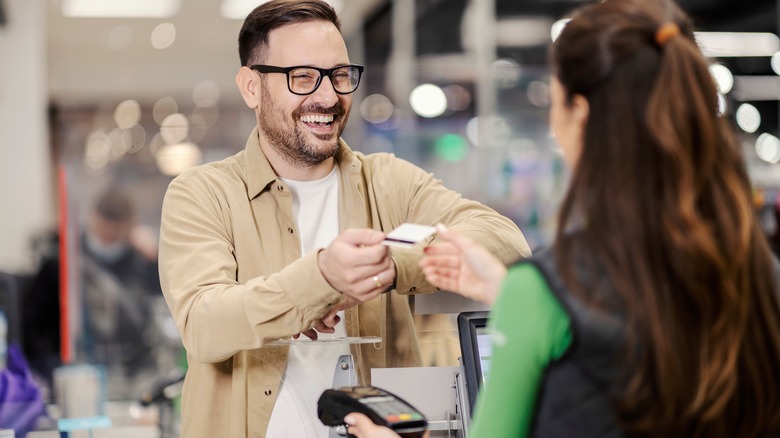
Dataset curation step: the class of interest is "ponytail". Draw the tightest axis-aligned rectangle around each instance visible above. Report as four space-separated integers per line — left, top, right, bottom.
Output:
553 1 780 436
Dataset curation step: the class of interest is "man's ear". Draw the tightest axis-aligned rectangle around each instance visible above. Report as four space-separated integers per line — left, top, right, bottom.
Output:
236 66 260 109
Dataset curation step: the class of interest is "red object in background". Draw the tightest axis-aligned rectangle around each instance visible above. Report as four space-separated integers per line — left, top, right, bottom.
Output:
57 167 70 364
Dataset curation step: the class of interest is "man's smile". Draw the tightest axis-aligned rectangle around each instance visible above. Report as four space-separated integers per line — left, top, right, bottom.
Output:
300 113 337 136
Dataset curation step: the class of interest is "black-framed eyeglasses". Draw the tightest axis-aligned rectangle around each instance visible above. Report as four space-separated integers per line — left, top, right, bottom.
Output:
250 64 364 96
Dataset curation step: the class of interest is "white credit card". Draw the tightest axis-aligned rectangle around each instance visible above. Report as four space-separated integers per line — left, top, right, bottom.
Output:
382 223 437 248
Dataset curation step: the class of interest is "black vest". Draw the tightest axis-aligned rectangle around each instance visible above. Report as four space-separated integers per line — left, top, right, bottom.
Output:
523 247 628 438
524 246 780 438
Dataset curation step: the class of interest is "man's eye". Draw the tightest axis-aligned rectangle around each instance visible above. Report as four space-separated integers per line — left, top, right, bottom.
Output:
292 73 316 80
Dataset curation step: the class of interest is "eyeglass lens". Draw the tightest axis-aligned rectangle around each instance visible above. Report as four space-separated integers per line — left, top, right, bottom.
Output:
289 66 360 94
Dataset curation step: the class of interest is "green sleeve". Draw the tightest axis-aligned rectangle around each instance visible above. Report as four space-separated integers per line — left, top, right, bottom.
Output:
468 263 573 438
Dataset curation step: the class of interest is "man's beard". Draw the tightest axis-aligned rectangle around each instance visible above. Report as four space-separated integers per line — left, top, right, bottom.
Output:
258 81 349 167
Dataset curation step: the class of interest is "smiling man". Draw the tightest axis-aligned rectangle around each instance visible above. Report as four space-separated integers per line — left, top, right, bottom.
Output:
157 1 531 437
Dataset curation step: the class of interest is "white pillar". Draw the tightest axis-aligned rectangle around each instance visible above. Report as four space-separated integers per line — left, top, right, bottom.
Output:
469 0 498 141
388 0 415 111
0 0 54 273
388 0 419 159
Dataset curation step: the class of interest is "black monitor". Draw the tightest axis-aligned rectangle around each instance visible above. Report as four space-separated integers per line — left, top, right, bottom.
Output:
457 311 492 418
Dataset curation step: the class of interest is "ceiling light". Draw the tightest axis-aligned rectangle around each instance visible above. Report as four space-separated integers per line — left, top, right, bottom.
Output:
220 0 343 20
695 32 780 57
756 133 780 164
551 18 571 42
410 84 447 118
736 103 761 133
62 0 180 18
708 64 733 94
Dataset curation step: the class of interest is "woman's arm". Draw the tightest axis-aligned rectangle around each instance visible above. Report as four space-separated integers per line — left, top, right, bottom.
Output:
468 263 572 437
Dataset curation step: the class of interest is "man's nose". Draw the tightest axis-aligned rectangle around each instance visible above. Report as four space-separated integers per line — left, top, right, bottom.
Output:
309 75 340 107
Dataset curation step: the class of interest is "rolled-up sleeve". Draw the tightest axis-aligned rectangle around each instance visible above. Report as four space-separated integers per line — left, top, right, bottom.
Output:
368 155 532 295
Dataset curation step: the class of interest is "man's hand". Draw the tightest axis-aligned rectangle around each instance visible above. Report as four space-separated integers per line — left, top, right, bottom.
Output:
318 229 396 302
293 296 361 340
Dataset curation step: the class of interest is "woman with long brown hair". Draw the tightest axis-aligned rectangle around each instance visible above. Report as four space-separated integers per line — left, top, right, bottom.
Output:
345 0 780 436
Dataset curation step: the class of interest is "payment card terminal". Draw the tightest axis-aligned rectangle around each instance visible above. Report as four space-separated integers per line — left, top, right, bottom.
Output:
317 386 428 438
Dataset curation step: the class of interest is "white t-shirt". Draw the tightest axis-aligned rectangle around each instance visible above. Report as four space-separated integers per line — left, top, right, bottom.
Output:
266 166 350 438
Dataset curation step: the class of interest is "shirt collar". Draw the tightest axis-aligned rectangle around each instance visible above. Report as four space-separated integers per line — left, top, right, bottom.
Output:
243 126 363 199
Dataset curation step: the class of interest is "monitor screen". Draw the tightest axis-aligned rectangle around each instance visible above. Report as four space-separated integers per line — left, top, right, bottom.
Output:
457 311 491 418
475 325 492 387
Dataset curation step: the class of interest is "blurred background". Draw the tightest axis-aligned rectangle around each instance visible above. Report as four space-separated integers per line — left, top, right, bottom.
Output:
2 0 780 435
10 0 780 261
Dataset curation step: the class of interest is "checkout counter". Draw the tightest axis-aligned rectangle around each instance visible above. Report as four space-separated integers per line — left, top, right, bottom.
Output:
17 291 486 438
318 291 490 438
364 291 490 438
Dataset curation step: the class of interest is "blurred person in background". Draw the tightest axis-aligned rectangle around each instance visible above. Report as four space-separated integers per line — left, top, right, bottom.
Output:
346 0 780 437
157 0 529 436
23 188 165 398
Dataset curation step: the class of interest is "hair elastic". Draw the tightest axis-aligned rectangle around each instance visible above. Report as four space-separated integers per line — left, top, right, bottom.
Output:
655 22 681 46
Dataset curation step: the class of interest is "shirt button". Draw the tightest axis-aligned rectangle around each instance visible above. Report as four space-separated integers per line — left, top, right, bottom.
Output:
264 389 272 396
288 227 294 234
277 185 284 191
409 286 416 292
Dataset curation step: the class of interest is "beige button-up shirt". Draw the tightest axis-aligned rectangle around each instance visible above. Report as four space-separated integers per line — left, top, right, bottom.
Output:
158 128 531 437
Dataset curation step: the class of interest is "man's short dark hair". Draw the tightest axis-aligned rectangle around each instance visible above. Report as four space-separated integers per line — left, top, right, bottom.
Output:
238 0 341 67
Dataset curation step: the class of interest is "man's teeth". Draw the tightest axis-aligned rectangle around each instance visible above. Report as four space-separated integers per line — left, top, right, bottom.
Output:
301 114 334 124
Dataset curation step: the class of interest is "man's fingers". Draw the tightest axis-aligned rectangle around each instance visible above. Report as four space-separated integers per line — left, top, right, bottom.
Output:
339 228 386 246
318 313 341 330
300 329 319 341
325 240 390 270
319 229 397 300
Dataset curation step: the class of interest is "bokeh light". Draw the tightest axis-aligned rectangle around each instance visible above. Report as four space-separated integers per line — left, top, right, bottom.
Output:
151 23 176 49
709 64 733 94
360 94 395 124
108 128 130 160
736 103 761 133
160 113 189 144
526 80 550 107
113 99 141 129
434 134 469 162
410 84 447 118
466 116 511 148
771 52 780 75
153 97 179 125
122 124 147 154
84 131 111 171
491 58 521 89
155 142 203 176
442 85 471 112
756 133 780 164
551 19 571 42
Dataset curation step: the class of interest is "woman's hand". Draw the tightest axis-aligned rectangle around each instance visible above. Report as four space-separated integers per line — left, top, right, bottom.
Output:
343 413 401 438
419 224 507 305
